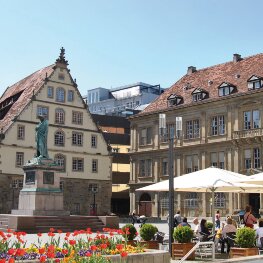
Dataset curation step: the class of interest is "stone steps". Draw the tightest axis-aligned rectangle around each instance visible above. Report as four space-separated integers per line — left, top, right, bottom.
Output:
0 215 105 233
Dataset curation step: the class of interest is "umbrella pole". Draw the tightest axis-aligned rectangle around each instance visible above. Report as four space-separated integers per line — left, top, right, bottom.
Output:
212 189 215 234
168 127 174 256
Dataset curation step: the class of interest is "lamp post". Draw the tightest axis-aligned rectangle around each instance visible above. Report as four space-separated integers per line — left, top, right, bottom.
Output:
159 114 182 255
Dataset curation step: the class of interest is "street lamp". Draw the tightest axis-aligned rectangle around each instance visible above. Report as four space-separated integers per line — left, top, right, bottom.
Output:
159 114 182 255
91 186 98 215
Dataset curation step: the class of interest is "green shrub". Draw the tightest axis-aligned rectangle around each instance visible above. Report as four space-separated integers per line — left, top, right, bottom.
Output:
173 226 194 243
206 221 213 230
121 224 137 241
139 224 158 241
235 227 256 248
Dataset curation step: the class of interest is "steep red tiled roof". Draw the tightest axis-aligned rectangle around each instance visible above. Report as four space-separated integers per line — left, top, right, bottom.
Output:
0 64 55 132
142 53 263 115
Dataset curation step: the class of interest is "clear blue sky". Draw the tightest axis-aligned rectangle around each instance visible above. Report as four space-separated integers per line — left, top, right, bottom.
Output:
1 0 263 96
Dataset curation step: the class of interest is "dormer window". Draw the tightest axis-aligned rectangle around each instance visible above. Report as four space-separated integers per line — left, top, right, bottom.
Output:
218 82 236 97
247 75 263 90
192 88 208 102
167 94 183 106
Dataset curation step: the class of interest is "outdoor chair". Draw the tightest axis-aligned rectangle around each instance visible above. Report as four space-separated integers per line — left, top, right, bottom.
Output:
224 232 237 253
130 215 148 227
258 237 263 255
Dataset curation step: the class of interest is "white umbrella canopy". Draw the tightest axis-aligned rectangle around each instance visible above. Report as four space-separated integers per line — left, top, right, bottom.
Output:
136 167 263 234
238 172 263 185
136 167 263 193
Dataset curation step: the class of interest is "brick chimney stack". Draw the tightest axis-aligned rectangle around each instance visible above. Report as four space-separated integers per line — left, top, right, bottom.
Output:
233 54 242 63
187 66 197 75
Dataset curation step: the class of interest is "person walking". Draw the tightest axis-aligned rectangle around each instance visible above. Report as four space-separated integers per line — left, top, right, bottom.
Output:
215 210 221 229
244 205 257 228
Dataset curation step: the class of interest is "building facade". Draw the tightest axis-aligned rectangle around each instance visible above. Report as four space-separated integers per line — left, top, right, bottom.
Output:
129 53 263 218
86 83 163 116
0 48 112 215
91 114 130 215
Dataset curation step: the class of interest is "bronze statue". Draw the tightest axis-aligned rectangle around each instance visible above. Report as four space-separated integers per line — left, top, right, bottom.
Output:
35 115 49 158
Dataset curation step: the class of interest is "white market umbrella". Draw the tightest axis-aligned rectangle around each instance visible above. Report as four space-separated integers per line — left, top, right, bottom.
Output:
136 167 263 233
238 172 263 185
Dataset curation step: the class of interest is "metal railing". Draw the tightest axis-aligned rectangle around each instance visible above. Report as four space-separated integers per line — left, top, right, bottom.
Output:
176 241 215 263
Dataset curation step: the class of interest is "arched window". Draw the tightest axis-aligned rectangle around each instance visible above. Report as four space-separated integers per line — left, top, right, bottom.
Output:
214 193 225 208
55 108 65 124
54 154 66 171
56 87 65 102
54 130 65 146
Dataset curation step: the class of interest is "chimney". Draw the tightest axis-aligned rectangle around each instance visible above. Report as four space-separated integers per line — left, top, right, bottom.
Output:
187 66 197 75
233 54 242 63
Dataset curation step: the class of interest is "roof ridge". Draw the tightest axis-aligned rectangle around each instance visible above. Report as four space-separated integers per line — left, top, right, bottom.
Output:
194 53 263 74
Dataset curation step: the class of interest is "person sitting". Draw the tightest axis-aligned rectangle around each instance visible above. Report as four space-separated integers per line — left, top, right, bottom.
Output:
178 217 191 227
198 219 213 241
227 215 238 229
131 210 139 225
243 205 257 228
174 210 182 227
193 217 199 236
221 217 237 253
256 219 263 248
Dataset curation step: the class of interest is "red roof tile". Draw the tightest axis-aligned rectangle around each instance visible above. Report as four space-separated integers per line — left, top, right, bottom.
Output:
0 65 55 133
141 53 263 115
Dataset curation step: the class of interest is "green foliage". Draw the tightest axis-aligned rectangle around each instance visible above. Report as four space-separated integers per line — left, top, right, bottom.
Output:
173 226 194 243
139 224 158 241
121 224 137 241
235 227 256 248
206 221 213 230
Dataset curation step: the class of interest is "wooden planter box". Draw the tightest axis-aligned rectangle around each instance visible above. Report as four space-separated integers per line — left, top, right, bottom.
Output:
140 240 159 249
230 247 259 258
172 242 195 260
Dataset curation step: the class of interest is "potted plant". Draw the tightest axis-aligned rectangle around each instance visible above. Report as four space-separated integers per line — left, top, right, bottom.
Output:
206 221 213 231
172 226 195 260
139 223 159 249
121 224 137 246
230 227 258 258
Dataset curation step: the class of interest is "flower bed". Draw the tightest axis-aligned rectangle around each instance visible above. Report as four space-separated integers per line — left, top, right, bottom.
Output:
0 227 151 262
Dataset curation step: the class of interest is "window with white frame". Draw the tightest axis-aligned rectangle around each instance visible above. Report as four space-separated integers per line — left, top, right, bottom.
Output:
244 148 261 169
186 120 200 139
54 130 65 146
12 179 23 188
37 106 48 119
139 159 152 177
211 115 225 136
72 158 84 171
184 192 199 208
244 110 260 130
162 123 175 143
47 86 54 98
140 127 152 145
214 193 225 208
72 111 83 125
218 83 235 97
91 135 97 148
210 152 225 169
17 125 25 140
247 75 263 90
192 88 207 102
162 159 168 176
72 132 83 146
68 90 74 102
185 155 199 173
92 159 98 173
55 108 65 124
54 154 66 171
16 152 24 166
56 87 65 102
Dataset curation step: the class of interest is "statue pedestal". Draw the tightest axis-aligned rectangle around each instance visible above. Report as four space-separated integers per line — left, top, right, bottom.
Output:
12 158 69 216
